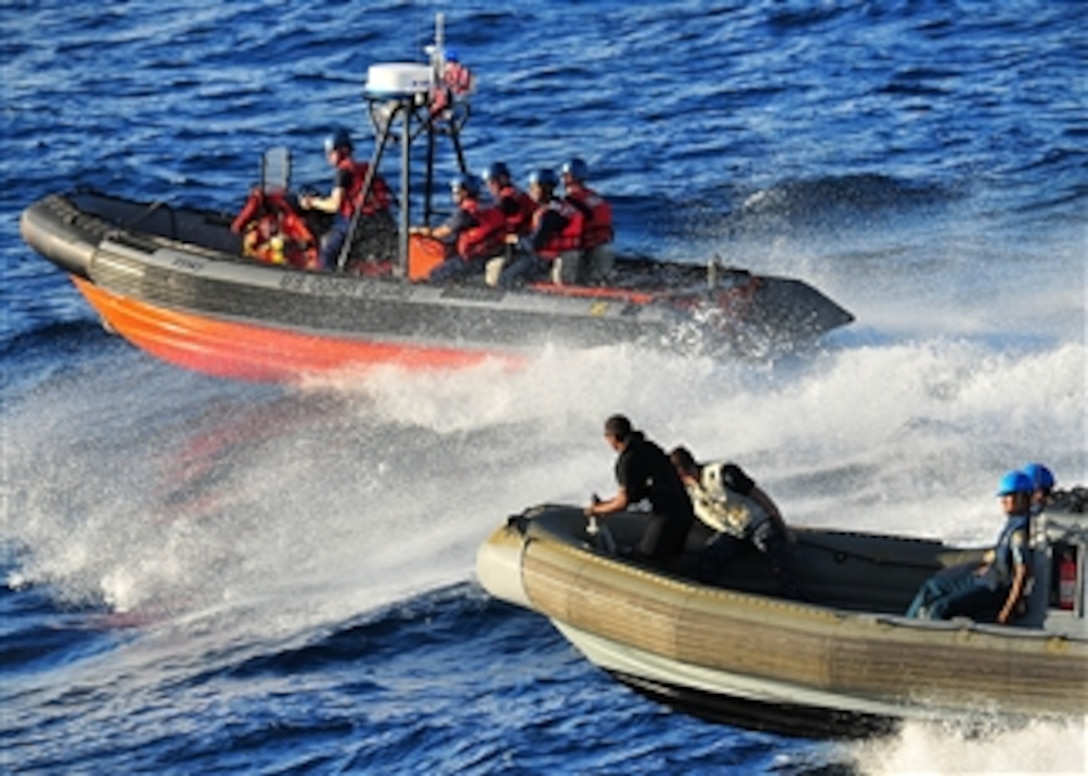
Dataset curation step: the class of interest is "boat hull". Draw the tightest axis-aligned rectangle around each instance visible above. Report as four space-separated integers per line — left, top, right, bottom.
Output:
21 192 855 382
72 277 511 381
476 505 1088 738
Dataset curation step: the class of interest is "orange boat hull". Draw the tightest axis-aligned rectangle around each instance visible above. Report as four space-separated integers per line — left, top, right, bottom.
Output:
73 277 518 382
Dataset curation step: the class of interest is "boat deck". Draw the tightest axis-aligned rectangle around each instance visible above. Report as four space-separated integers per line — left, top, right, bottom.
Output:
516 505 1074 626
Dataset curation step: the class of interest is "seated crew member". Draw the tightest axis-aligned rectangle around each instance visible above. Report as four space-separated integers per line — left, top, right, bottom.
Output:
412 174 506 283
669 446 800 598
497 168 584 288
585 415 696 564
905 470 1033 624
1033 464 1088 514
560 157 615 283
429 46 475 119
483 162 535 240
298 127 393 270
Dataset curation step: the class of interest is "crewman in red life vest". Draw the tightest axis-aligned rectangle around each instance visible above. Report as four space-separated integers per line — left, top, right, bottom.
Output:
429 47 475 118
412 174 506 283
231 187 319 270
561 157 615 283
298 127 393 270
483 162 536 238
497 168 584 288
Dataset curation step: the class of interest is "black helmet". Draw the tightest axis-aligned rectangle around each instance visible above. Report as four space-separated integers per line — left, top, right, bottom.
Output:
451 174 481 198
561 157 589 181
324 127 353 154
529 168 559 188
484 162 510 182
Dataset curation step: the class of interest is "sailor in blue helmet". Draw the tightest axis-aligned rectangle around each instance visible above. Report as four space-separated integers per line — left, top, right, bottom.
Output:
905 470 1034 623
483 162 535 238
1022 462 1056 517
299 127 393 269
430 45 474 117
560 156 615 283
411 174 506 283
496 168 584 287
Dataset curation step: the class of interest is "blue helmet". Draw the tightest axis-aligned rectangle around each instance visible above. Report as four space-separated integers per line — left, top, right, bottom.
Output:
324 127 353 154
561 157 589 182
996 470 1034 496
444 46 459 63
529 168 559 188
484 162 510 182
451 174 480 197
1022 462 1055 491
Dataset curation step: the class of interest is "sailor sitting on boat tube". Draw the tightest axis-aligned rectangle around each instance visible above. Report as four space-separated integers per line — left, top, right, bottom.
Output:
497 168 584 288
669 446 801 599
411 175 506 283
905 470 1033 623
298 127 393 270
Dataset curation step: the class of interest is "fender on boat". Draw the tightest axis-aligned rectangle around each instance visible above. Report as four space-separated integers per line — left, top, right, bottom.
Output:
19 193 105 278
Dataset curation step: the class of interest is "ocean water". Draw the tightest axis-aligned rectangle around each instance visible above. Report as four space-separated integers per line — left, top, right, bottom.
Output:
2 1 1086 774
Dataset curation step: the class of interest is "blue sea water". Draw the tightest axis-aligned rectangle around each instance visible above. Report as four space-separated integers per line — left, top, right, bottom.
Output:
2 1 1086 773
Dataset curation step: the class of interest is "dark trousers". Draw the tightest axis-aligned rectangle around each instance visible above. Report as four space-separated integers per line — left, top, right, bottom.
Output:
639 512 694 561
428 254 486 283
497 253 547 288
699 520 801 598
906 564 1004 619
319 215 351 270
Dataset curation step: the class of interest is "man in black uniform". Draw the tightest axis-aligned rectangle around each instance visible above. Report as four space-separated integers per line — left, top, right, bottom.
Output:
584 415 695 562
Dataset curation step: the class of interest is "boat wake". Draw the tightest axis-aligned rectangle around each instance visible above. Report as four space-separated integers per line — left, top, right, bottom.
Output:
1 251 1084 773
847 716 1087 774
5 325 1083 621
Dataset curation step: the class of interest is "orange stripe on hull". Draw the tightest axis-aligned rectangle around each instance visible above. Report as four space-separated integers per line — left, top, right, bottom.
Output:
72 277 519 382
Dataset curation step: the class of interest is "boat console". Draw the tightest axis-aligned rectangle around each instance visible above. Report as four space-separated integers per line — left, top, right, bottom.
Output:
1035 503 1088 635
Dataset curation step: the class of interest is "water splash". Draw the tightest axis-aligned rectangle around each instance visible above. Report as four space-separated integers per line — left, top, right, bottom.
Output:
847 717 1088 775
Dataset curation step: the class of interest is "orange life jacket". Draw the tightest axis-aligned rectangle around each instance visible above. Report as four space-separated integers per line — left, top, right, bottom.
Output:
339 159 393 218
567 185 613 249
233 189 318 270
533 199 584 260
456 199 507 260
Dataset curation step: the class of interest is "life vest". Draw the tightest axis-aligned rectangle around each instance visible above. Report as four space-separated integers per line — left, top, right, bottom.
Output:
687 462 767 538
445 61 474 97
431 61 475 115
982 514 1030 589
232 188 318 270
456 199 507 261
533 199 584 260
339 159 393 218
498 184 536 236
567 185 613 249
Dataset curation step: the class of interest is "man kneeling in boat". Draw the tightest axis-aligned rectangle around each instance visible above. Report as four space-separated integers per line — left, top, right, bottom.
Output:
411 174 506 283
905 469 1032 624
585 415 695 565
298 127 394 270
670 446 801 599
